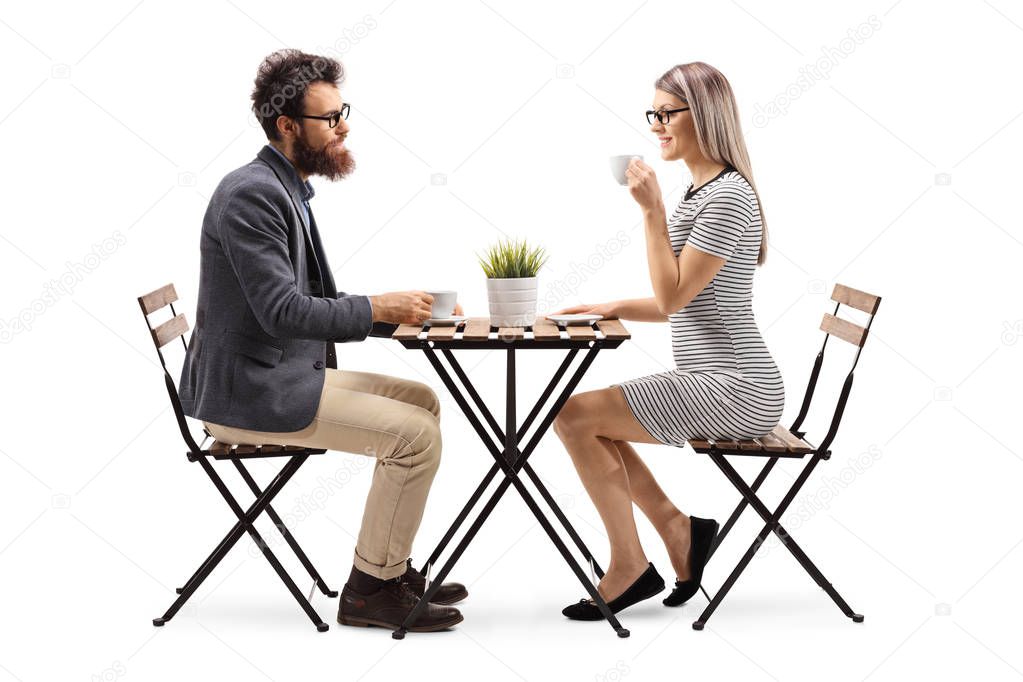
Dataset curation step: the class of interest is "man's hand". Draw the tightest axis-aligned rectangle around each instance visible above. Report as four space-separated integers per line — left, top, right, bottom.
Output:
369 291 435 324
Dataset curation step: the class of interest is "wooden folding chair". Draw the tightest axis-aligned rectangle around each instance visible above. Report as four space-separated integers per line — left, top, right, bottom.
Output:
687 283 881 630
138 283 337 632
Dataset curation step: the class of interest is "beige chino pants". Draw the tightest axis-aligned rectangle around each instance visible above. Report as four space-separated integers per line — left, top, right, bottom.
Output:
203 369 442 580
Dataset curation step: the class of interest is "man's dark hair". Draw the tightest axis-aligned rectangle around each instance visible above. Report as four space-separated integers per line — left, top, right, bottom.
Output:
251 49 344 141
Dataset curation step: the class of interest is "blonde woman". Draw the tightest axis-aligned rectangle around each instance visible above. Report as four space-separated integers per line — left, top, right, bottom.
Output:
552 62 785 620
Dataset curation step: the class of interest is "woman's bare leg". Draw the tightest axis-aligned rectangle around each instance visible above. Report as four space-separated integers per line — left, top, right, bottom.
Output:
613 439 693 581
553 387 667 600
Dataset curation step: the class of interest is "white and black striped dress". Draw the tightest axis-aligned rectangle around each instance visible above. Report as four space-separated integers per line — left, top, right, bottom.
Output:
614 167 785 445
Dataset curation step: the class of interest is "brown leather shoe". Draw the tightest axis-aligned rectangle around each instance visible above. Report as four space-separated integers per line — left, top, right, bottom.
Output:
401 559 469 605
337 578 463 632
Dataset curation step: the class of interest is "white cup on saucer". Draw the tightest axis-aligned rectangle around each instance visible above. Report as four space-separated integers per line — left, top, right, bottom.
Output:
426 290 457 319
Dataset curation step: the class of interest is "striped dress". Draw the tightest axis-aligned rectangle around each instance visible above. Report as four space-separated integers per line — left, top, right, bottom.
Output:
613 166 785 445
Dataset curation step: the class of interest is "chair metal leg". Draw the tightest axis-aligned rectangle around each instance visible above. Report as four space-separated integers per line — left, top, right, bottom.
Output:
707 457 778 561
153 455 330 632
714 454 863 622
231 459 337 598
693 453 863 629
156 456 303 623
698 457 778 603
173 458 338 599
173 511 248 596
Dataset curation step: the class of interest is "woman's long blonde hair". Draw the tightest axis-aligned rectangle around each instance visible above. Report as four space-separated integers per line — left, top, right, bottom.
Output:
656 62 768 265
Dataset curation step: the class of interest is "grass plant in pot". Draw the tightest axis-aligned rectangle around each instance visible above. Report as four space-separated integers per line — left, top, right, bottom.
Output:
477 238 549 328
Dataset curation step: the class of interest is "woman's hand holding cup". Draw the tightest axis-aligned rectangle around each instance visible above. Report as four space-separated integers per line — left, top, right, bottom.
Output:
625 157 663 211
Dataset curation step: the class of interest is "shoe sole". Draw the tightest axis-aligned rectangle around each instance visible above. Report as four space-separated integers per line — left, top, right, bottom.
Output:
337 612 464 632
429 588 469 606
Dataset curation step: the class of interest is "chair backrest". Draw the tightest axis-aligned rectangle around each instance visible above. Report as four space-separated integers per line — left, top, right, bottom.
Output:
137 283 204 457
789 283 882 453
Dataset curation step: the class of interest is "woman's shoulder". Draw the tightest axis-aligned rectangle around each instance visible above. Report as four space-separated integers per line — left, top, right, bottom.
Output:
673 168 757 223
694 170 756 214
703 169 754 197
684 166 750 200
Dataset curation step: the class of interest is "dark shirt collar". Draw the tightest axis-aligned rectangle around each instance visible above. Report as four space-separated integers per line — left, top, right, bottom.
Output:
261 144 315 203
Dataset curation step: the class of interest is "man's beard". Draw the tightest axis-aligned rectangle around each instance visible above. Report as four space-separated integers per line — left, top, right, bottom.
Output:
292 128 356 181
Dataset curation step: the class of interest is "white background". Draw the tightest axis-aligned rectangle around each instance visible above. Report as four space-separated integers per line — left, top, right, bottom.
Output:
1 0 1021 680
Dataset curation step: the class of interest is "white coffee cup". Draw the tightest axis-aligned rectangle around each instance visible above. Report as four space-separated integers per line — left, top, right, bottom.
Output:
609 154 643 186
426 290 457 319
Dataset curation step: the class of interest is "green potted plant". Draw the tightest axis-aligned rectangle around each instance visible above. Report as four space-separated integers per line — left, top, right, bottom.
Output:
477 238 549 327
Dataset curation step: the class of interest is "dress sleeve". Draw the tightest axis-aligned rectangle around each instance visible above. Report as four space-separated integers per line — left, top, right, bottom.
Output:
685 183 755 260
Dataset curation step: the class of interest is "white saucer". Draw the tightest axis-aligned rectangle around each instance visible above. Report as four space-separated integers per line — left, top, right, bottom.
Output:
546 313 603 326
425 315 469 327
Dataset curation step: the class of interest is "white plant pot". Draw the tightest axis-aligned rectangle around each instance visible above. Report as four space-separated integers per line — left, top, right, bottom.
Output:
486 276 538 327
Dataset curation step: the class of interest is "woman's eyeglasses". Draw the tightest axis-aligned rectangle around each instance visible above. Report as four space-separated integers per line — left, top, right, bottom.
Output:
645 106 689 125
296 102 351 128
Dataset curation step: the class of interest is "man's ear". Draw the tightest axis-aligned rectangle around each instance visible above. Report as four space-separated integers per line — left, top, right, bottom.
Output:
275 115 296 140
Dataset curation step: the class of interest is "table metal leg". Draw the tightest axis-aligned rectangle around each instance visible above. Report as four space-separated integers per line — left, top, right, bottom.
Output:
394 342 626 638
443 347 606 578
520 462 605 580
420 349 590 576
419 462 500 574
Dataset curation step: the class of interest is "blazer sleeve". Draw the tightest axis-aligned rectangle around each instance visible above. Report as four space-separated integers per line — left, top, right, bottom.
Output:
217 182 374 342
337 290 399 338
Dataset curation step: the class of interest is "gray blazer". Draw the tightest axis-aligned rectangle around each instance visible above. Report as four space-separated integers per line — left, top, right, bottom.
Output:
178 145 397 433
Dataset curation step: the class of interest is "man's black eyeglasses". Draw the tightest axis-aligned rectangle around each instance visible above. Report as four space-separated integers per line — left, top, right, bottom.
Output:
646 107 689 125
296 103 350 128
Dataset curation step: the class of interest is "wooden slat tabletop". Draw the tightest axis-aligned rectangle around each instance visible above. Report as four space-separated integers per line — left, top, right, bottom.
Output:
426 323 460 340
390 317 630 344
565 324 596 340
596 319 631 340
393 323 423 340
531 317 563 340
462 317 491 340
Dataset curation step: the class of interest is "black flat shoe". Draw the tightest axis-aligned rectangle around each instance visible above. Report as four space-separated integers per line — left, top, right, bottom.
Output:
663 516 719 607
562 563 665 621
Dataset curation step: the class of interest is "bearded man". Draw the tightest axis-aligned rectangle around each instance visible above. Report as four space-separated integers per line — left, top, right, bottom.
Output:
178 49 466 633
